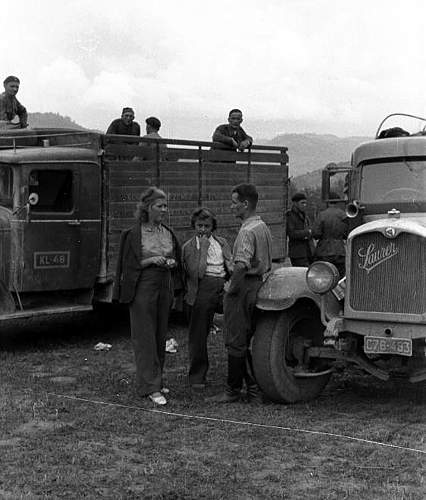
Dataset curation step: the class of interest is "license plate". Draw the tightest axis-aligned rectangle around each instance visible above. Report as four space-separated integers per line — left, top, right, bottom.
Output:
364 336 412 356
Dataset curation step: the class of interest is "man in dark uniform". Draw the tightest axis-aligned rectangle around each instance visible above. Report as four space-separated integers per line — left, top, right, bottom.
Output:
209 183 272 403
286 192 314 267
312 192 348 278
212 109 253 151
0 75 28 129
106 107 141 138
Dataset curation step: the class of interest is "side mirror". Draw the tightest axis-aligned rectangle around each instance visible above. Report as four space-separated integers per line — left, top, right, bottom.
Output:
28 192 39 206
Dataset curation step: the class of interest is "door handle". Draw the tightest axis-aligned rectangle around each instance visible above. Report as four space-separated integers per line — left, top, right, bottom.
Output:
68 220 81 226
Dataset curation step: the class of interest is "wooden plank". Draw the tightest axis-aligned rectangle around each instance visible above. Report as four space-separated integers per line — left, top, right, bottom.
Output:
102 134 288 152
105 144 285 164
203 150 282 163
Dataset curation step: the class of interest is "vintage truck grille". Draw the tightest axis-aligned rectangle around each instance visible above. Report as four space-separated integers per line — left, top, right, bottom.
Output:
349 231 425 314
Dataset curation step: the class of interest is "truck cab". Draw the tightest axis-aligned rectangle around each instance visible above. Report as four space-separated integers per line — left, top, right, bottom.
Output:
252 114 426 403
0 130 102 318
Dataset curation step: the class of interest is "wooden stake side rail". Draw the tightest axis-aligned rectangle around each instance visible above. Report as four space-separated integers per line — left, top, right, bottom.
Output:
103 137 289 278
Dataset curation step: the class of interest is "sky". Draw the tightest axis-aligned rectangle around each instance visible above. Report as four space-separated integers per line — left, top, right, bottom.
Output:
2 0 426 140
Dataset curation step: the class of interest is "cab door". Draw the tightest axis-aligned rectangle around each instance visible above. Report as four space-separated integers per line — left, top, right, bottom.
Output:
20 162 101 292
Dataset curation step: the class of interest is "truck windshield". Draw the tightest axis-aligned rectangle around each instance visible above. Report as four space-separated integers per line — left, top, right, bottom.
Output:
360 160 426 203
0 164 13 208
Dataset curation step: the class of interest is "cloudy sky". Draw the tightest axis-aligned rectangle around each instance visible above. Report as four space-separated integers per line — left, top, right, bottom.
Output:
2 0 425 140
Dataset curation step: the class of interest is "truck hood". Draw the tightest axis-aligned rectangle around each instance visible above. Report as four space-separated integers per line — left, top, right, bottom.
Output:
349 216 426 241
363 213 426 227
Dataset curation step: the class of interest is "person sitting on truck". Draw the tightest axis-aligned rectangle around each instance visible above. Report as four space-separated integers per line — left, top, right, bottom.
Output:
139 116 167 160
0 75 28 129
286 192 315 267
312 192 348 278
113 187 182 406
106 107 141 139
212 109 253 151
182 207 232 390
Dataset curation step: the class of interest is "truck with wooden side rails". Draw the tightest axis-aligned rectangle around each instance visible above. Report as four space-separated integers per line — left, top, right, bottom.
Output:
0 128 288 327
252 114 426 403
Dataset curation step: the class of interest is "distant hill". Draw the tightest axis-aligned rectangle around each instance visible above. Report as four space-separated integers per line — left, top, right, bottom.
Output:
260 133 370 176
28 112 86 130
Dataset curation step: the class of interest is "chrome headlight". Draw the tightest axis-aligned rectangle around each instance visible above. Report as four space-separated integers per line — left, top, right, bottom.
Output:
306 261 340 294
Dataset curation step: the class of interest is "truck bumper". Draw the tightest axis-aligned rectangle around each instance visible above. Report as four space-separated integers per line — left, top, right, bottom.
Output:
326 317 426 340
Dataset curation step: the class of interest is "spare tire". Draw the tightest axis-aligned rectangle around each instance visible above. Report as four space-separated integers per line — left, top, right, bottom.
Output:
252 303 331 403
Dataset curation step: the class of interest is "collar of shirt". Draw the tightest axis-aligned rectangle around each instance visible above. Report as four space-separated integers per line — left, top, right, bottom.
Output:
143 131 162 138
142 223 164 233
241 215 261 229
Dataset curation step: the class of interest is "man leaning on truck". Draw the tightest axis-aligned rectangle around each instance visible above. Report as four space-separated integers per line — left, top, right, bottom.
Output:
212 109 253 151
106 107 141 139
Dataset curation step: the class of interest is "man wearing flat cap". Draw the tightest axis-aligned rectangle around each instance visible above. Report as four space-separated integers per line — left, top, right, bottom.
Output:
0 76 28 129
106 107 141 140
286 191 315 267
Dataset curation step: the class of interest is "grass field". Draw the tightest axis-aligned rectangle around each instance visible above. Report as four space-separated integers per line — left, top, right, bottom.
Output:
0 310 425 499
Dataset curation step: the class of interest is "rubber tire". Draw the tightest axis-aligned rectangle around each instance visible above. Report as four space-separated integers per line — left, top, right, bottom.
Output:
252 304 331 403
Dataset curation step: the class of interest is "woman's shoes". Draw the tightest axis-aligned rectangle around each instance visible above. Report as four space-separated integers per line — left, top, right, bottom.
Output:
148 392 167 405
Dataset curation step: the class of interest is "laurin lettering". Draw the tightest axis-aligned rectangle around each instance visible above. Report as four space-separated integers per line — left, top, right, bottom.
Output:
358 242 398 274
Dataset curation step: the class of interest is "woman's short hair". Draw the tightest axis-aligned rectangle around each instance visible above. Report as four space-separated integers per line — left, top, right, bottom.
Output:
190 207 217 231
135 187 167 223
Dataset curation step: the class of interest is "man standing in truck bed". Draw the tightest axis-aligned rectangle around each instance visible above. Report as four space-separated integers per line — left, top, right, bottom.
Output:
0 75 28 129
212 109 253 151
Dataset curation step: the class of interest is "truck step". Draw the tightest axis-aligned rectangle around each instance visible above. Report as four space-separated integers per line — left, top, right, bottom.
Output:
0 304 93 322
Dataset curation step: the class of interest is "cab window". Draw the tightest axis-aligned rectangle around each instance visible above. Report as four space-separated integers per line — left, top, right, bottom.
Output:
29 170 73 212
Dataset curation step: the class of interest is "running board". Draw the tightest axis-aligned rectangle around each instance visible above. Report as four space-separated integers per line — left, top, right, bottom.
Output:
409 369 426 383
0 305 93 322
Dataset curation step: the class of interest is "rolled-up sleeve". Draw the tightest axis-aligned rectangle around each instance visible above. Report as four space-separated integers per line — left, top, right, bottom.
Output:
233 229 255 269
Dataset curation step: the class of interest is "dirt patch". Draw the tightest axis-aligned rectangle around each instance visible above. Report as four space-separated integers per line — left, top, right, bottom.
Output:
14 419 74 435
0 437 21 447
49 376 77 384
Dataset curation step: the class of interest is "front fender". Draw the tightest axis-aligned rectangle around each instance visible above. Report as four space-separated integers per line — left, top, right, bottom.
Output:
257 266 341 320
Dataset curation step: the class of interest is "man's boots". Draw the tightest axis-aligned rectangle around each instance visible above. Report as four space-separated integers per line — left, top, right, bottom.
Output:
245 351 263 403
207 355 244 403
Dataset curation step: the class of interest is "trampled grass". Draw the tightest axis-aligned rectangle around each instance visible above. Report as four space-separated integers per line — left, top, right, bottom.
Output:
0 310 424 499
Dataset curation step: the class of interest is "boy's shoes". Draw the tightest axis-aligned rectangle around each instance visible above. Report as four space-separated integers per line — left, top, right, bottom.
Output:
246 384 263 404
148 392 167 405
206 389 240 403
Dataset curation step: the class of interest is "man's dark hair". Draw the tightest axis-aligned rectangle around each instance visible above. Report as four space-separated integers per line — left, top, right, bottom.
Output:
228 108 242 117
232 183 258 209
146 116 161 131
190 207 217 231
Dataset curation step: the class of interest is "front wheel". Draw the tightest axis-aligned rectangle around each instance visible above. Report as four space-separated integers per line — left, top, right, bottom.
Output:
252 304 332 403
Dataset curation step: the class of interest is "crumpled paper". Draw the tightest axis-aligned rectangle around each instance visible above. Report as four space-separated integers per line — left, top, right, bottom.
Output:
94 342 112 351
165 338 178 353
